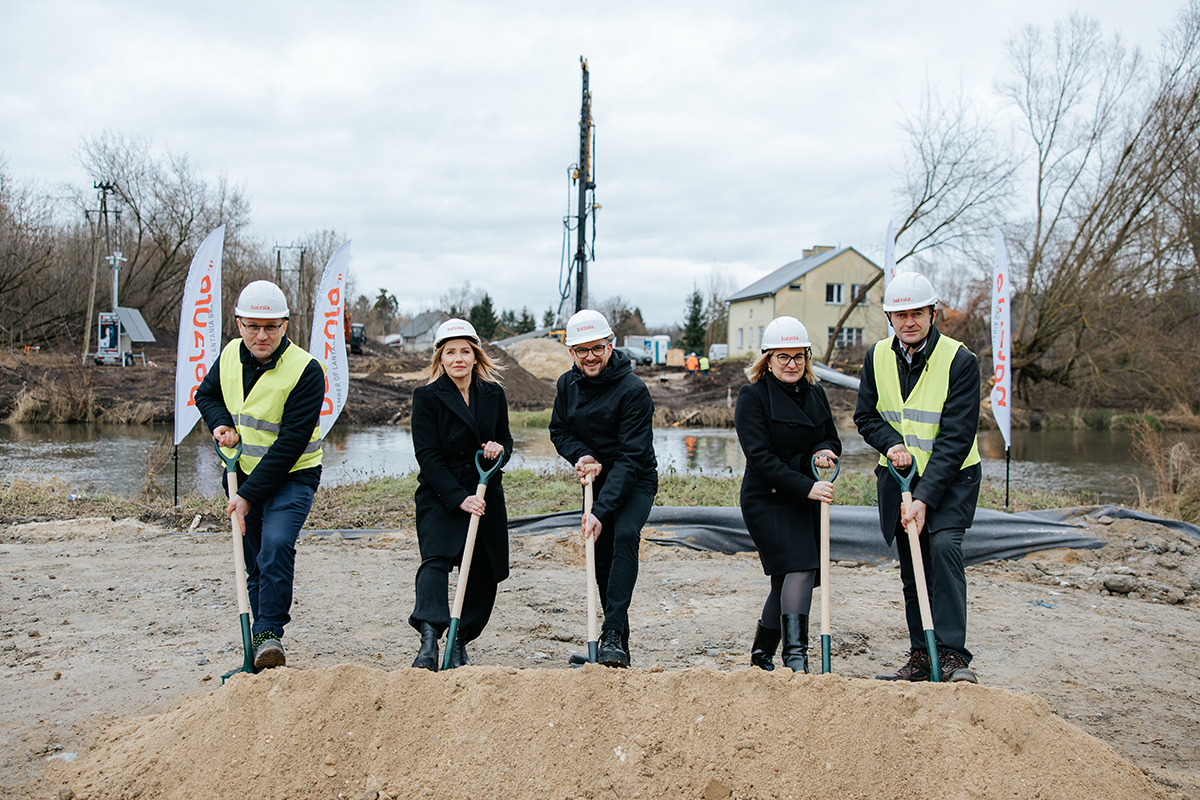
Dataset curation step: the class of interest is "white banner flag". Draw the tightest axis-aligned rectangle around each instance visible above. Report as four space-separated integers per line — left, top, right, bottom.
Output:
174 226 225 445
884 221 898 336
991 227 1012 448
309 240 352 439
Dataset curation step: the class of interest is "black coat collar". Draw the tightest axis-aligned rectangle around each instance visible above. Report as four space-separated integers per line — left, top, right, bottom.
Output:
763 373 821 427
432 372 492 438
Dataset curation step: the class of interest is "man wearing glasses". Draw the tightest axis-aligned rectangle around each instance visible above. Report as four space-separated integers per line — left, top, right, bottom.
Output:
195 280 325 670
550 309 658 667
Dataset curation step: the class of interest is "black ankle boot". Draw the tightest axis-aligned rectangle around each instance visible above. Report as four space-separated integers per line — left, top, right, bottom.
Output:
750 621 781 671
412 622 439 671
780 614 809 673
450 639 471 668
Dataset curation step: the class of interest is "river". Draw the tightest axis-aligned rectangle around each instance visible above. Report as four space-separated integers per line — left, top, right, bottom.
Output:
0 422 1185 504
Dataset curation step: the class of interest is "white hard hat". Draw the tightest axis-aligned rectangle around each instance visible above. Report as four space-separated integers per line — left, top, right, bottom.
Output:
234 280 289 318
434 318 480 347
760 316 811 351
564 309 614 346
882 272 938 312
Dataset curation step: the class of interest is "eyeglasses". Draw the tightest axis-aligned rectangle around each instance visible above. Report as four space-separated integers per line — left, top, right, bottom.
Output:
572 344 609 358
773 352 807 365
239 321 285 335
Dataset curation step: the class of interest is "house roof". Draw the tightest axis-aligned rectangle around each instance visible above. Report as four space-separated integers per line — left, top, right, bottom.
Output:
728 246 881 302
396 310 448 338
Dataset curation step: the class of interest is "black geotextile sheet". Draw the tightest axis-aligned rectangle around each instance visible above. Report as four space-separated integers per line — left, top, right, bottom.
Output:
291 504 1198 563
501 504 1196 566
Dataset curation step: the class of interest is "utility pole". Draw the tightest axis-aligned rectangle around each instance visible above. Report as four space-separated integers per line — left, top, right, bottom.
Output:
272 243 308 344
81 182 118 364
573 57 596 314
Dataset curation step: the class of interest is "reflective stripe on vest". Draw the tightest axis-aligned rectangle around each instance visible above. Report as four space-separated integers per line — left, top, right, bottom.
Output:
219 340 324 474
873 334 981 475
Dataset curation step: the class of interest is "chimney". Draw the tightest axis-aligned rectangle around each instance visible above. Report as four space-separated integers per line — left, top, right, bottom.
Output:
812 245 835 255
802 249 813 259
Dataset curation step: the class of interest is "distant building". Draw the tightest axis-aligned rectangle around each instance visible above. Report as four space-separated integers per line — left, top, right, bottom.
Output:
395 311 450 352
727 246 886 359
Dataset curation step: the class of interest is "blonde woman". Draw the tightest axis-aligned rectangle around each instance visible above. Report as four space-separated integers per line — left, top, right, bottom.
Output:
408 319 512 670
734 316 840 673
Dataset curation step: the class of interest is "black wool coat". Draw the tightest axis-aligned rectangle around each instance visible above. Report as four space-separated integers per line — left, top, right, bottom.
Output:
411 374 514 582
734 374 841 575
548 348 658 521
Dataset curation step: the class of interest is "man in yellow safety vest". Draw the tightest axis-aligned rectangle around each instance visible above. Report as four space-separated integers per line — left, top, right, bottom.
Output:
853 272 980 684
195 280 325 670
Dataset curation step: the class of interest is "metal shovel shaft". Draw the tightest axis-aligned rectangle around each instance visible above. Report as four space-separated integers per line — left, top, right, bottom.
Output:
214 440 254 682
443 482 487 671
819 498 831 674
901 489 941 682
584 481 599 663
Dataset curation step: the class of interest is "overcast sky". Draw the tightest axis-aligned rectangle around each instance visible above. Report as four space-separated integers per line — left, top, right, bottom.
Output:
0 1 1184 327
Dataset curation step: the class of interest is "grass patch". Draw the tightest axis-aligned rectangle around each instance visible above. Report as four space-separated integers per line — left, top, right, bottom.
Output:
509 408 553 428
0 467 1098 530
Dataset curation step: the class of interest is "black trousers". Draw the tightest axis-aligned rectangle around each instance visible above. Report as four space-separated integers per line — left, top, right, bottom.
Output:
894 524 971 662
594 479 657 640
408 550 497 643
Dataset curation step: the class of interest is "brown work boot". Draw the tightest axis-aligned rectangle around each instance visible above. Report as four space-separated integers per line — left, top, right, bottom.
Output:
875 649 930 681
938 648 978 683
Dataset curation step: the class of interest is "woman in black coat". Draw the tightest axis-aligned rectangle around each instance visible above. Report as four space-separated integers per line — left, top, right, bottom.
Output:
734 316 840 673
409 319 513 671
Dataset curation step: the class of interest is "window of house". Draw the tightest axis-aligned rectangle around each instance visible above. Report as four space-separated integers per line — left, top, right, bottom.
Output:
749 307 753 319
789 283 803 291
850 284 870 306
737 328 744 349
758 326 764 349
825 283 844 305
827 327 864 348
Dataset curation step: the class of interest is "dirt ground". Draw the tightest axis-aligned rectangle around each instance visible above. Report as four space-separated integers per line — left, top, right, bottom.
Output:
2 511 1198 799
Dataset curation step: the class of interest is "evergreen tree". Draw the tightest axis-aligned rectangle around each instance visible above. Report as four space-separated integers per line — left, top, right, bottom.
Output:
543 308 556 328
518 307 537 334
679 287 706 354
469 294 499 340
498 309 517 337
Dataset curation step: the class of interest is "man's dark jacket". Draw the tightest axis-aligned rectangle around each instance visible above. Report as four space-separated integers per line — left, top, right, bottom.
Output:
549 348 657 520
853 324 981 543
194 336 324 506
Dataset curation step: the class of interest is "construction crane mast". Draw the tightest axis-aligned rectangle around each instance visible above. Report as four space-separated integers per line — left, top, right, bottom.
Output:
573 57 595 314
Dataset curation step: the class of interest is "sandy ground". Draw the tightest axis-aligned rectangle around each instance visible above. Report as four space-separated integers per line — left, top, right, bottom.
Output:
1 514 1198 798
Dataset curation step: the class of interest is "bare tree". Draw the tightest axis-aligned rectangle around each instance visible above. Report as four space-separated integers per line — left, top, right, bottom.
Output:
822 84 1018 363
75 132 253 328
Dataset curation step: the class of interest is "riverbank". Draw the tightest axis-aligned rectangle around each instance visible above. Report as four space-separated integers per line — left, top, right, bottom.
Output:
7 344 1200 433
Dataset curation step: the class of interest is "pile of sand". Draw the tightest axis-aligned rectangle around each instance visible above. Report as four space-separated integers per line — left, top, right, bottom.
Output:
484 345 557 410
504 338 574 381
59 665 1171 800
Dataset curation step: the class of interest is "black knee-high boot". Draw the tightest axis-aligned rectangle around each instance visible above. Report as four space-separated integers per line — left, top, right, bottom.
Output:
412 622 439 671
780 614 809 674
750 621 781 671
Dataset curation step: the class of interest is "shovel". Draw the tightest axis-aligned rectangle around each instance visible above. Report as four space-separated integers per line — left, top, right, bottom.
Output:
213 439 254 682
442 450 503 670
583 476 600 663
811 453 840 674
887 460 941 682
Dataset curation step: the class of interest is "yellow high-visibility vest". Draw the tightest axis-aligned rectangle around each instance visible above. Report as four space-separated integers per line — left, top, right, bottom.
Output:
219 340 323 474
873 334 981 475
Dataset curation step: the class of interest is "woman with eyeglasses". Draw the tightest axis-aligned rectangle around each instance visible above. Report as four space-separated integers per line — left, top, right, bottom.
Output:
408 318 513 671
734 316 840 673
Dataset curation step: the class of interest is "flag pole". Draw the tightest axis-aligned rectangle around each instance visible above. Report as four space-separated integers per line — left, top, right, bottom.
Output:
1005 447 1010 509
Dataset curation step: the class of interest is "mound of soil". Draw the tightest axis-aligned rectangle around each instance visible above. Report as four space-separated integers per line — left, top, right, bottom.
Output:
58 665 1169 800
